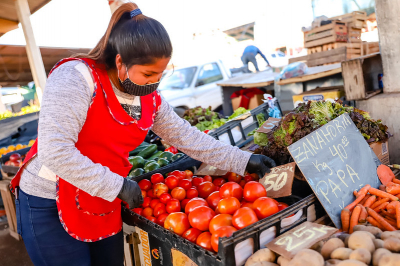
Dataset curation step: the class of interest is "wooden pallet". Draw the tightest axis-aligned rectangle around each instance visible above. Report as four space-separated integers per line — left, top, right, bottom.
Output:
329 11 367 29
322 43 362 59
304 21 348 48
307 46 322 54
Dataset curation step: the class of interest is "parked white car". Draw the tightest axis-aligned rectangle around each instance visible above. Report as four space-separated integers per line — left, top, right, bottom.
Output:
159 60 231 112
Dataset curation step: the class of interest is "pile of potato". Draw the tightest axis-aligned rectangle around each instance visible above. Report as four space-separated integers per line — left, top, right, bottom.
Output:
244 225 400 266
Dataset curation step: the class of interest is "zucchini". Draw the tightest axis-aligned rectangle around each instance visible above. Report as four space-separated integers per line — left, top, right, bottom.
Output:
171 153 184 162
159 151 174 162
137 144 157 159
147 150 163 161
128 156 145 169
157 158 169 167
129 142 150 156
128 168 144 179
144 162 160 173
145 160 156 167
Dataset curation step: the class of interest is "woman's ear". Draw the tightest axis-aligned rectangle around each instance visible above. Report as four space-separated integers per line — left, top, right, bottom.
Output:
115 54 126 79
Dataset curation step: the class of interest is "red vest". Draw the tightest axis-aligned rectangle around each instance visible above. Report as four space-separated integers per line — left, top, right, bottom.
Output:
11 58 161 242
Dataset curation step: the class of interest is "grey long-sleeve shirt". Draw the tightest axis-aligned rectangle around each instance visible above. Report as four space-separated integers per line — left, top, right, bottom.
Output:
19 60 251 202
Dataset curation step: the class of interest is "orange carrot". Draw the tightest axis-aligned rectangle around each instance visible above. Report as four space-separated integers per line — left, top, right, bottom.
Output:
363 195 376 208
367 207 397 231
373 202 389 212
381 209 396 218
371 198 390 209
386 182 400 187
350 206 361 233
387 185 400 195
358 184 371 196
369 187 399 201
358 204 368 223
384 217 398 228
367 216 385 230
359 194 371 206
377 164 395 185
388 208 396 215
396 193 400 198
396 202 400 229
392 178 400 185
341 208 350 232
345 194 365 211
353 190 358 197
387 201 399 210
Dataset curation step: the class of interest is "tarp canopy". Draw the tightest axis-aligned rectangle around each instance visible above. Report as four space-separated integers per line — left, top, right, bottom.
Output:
0 45 90 86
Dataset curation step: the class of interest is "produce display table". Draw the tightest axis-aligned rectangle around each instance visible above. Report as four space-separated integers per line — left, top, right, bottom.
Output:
217 71 278 116
0 112 39 140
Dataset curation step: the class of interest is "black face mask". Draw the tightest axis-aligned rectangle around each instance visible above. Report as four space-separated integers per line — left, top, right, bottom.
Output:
119 66 160 96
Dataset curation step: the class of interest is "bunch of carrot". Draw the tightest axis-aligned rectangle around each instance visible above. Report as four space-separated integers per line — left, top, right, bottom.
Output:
341 180 400 234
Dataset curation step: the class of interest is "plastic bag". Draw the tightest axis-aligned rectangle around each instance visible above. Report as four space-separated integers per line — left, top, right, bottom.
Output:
279 62 308 80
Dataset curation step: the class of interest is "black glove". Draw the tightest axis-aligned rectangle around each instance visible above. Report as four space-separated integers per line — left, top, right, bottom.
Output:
117 178 143 209
245 154 276 178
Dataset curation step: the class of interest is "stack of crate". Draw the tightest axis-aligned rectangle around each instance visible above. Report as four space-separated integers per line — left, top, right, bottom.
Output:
330 11 367 43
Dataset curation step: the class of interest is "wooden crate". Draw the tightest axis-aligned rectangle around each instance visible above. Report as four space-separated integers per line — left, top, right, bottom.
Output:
307 46 322 54
290 46 348 67
363 42 380 55
348 28 362 43
0 180 20 240
322 43 362 59
304 21 348 48
330 11 367 29
341 53 383 100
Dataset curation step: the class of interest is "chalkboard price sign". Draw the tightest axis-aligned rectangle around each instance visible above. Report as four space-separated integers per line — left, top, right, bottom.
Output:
288 113 381 228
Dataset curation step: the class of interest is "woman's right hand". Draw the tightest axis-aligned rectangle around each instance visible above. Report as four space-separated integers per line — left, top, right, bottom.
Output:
117 178 143 209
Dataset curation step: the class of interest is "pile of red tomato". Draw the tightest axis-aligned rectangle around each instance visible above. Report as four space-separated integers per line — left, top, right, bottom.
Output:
132 170 290 253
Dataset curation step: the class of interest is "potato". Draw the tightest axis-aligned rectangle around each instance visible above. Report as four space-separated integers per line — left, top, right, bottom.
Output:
374 239 384 249
348 231 376 253
331 247 353 260
325 259 342 266
381 231 400 240
353 225 383 238
383 238 400 252
349 248 371 264
311 241 325 253
338 233 350 243
321 238 345 260
336 260 368 266
290 249 324 266
245 248 276 266
378 253 400 266
277 256 290 266
345 235 351 247
247 262 278 266
372 248 391 266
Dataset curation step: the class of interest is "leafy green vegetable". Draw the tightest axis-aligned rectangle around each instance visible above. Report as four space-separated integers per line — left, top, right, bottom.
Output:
254 132 269 146
228 107 249 120
309 101 335 125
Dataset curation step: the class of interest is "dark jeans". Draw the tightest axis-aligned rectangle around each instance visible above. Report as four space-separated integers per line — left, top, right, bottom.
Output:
241 53 259 72
16 188 124 266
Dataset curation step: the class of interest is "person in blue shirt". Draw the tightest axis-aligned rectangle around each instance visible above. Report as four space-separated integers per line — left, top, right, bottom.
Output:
241 45 270 72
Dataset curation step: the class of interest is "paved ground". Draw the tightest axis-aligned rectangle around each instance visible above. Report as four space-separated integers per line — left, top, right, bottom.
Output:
0 216 33 266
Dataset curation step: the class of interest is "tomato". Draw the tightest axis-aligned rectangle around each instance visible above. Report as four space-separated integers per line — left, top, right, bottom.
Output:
147 216 157 223
181 199 190 210
164 212 191 236
209 214 233 234
186 187 199 199
159 193 172 204
151 173 164 184
185 170 194 179
196 232 213 251
185 198 208 214
182 228 202 243
215 186 221 191
153 203 167 218
188 206 215 231
178 179 192 190
219 182 243 200
211 226 237 252
206 191 221 210
192 177 205 187
241 201 254 209
239 180 246 188
198 182 216 198
243 173 253 183
253 197 279 219
165 146 178 154
215 206 221 215
156 213 169 227
165 176 179 190
277 202 294 217
141 190 147 198
9 153 21 162
171 187 186 201
203 175 212 182
169 170 186 181
132 208 143 215
147 189 156 198
150 199 160 209
243 181 267 202
138 179 152 191
232 207 259 230
213 178 226 187
166 199 181 213
142 197 151 208
153 183 169 198
226 172 242 183
217 197 240 215
143 207 153 217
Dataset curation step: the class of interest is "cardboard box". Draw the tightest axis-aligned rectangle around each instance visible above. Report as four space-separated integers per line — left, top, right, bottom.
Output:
369 140 390 165
232 94 264 111
292 86 345 107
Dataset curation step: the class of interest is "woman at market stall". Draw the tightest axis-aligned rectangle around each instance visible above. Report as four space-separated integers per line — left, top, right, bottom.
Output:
11 3 275 266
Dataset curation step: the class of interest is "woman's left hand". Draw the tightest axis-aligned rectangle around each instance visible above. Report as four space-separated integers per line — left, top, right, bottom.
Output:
245 154 276 178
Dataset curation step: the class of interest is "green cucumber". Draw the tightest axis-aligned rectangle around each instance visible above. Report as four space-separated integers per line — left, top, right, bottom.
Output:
157 158 169 167
158 151 174 162
128 156 145 169
129 142 150 156
171 153 184 162
144 162 160 173
145 160 156 167
137 144 157 159
128 168 144 179
147 151 163 161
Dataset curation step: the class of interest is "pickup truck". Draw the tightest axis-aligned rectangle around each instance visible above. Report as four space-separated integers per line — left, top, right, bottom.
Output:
158 60 232 114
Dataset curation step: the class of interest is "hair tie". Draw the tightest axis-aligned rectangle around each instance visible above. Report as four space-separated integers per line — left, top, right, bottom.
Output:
130 9 142 18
